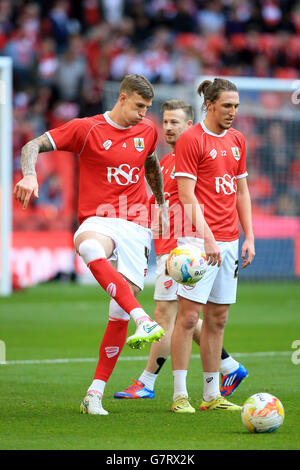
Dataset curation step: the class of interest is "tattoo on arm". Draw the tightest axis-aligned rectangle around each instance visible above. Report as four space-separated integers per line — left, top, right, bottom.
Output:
21 133 54 176
144 151 165 205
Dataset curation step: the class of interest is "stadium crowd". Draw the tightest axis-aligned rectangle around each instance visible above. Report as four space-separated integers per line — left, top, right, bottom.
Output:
1 0 300 231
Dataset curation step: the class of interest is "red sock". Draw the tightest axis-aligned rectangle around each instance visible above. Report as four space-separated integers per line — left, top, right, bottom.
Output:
94 320 129 382
88 258 142 314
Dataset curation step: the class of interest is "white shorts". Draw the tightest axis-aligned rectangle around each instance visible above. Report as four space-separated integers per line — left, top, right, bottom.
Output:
154 254 178 301
177 237 239 305
74 217 152 291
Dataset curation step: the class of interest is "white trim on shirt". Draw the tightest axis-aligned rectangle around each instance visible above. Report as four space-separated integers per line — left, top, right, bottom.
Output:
200 121 227 138
104 111 132 130
46 131 57 150
236 171 248 179
174 171 197 181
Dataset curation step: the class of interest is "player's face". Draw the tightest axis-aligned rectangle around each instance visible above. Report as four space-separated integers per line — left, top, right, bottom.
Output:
120 92 152 126
209 91 240 132
163 109 191 148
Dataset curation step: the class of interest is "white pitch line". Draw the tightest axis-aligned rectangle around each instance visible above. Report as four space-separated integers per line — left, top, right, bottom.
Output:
1 351 291 366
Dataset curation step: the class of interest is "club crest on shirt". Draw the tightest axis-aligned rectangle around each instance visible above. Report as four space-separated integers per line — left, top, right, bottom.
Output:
170 165 176 179
231 147 240 160
134 137 145 152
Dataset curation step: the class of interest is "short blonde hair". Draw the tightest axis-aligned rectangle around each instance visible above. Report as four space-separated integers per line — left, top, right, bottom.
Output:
120 74 154 100
161 100 194 122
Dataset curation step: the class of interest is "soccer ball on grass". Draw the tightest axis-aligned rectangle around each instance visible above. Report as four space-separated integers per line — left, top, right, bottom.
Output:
241 393 284 433
167 244 207 286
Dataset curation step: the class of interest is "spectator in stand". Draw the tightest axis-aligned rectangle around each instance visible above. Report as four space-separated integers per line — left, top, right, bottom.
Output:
55 34 86 101
225 0 254 36
48 0 81 53
3 24 37 88
258 122 295 198
172 1 198 33
197 0 226 36
110 45 148 80
37 37 59 88
172 47 202 84
36 173 63 211
101 0 125 25
142 27 174 83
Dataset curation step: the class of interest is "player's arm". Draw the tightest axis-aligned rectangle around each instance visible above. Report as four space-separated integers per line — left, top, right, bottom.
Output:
145 151 169 235
13 133 54 210
176 176 221 266
144 151 165 204
236 177 255 268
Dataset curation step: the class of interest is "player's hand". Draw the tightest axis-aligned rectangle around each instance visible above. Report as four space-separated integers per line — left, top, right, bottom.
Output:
204 237 222 267
13 175 39 210
241 238 255 268
158 201 169 236
152 201 169 237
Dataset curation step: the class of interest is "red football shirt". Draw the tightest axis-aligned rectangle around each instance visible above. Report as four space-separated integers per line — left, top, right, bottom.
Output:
174 121 248 241
47 112 158 227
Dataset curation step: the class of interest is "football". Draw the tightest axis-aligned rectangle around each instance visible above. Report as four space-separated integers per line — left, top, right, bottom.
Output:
167 244 207 286
241 393 284 433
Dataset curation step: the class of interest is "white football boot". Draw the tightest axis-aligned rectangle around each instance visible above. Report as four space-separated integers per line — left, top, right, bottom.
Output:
126 320 164 349
80 391 108 415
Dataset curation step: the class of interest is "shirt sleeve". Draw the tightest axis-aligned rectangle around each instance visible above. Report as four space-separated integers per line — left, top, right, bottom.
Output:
174 131 200 181
147 123 158 157
46 118 90 155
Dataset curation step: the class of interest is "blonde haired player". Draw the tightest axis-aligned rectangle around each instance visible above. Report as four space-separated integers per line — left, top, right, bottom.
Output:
13 74 168 415
114 100 248 403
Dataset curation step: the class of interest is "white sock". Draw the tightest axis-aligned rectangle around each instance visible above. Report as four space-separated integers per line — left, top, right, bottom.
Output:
139 370 157 391
88 379 106 396
220 356 239 375
173 370 188 401
203 372 219 402
130 308 151 325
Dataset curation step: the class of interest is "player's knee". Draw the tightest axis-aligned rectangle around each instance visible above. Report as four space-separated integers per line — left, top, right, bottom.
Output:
212 308 228 331
78 238 106 265
215 315 227 330
179 311 199 331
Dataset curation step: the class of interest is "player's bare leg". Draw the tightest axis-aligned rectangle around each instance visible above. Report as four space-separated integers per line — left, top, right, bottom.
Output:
199 302 241 410
171 296 201 371
200 302 229 375
145 300 177 373
193 316 246 396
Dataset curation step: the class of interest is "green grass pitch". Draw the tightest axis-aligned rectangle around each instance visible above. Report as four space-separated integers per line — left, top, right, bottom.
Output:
0 281 300 451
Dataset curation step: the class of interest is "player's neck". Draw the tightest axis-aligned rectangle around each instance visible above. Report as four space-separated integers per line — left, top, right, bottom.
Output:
203 117 225 135
107 107 130 129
